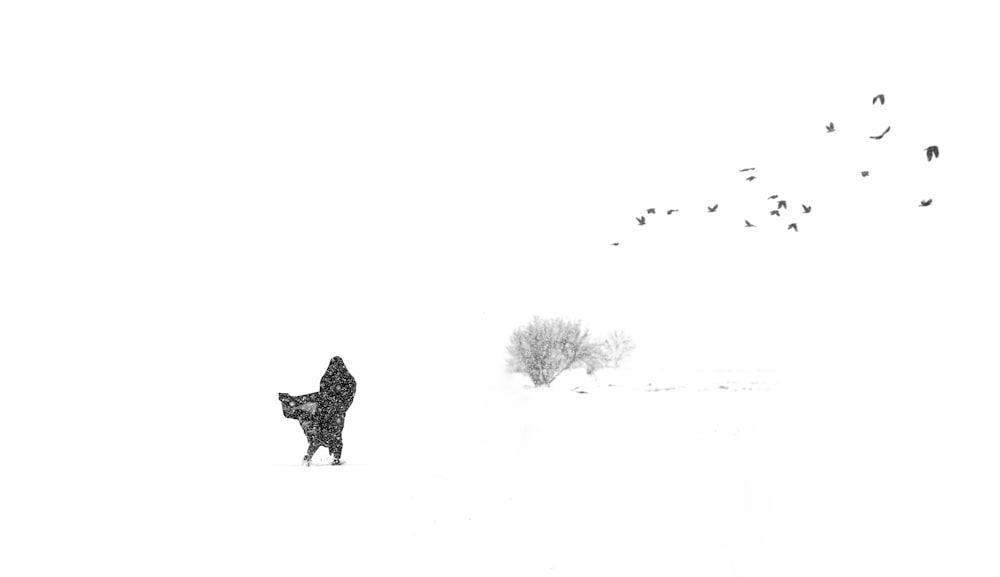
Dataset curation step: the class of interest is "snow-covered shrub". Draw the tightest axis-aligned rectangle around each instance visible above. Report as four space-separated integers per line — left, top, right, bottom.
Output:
506 316 603 386
600 329 636 368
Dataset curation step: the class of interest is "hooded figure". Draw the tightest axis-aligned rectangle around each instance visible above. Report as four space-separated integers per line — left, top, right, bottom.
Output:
281 356 357 465
315 356 356 464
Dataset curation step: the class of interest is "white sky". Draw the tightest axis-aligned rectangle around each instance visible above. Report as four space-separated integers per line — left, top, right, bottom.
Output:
3 1 999 412
6 6 1000 574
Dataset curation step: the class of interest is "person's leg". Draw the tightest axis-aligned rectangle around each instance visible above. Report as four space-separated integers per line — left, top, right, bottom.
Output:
329 412 346 465
303 440 321 466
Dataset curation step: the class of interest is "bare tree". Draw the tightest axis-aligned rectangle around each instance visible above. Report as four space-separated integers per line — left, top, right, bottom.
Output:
582 338 608 375
506 316 602 387
601 329 636 368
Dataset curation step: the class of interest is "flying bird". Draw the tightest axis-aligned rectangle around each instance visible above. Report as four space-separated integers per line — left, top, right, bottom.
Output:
777 200 787 209
788 223 798 232
870 126 890 140
925 146 940 161
636 216 646 225
770 210 781 216
666 209 679 215
802 205 812 213
611 242 619 246
707 204 718 212
767 195 778 200
745 220 756 228
746 176 757 182
646 208 656 214
873 94 885 105
861 171 869 177
919 199 933 207
739 168 755 172
826 122 835 133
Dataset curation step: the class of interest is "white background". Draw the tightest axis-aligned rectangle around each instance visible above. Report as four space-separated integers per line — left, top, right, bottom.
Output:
3 1 999 575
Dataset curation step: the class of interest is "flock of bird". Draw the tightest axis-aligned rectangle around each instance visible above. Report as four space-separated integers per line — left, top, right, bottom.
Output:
611 94 940 246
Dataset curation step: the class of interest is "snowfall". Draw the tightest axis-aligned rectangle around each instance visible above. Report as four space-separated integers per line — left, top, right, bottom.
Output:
6 2 1000 576
7 216 1000 576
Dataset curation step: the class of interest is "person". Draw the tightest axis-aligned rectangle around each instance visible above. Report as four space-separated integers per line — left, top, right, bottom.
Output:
280 356 357 465
316 356 356 465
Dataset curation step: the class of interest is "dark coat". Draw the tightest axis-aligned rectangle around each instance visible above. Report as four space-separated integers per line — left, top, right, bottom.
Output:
278 392 342 464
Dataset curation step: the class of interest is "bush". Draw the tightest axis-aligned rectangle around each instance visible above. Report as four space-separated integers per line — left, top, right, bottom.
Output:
506 316 603 387
600 329 636 368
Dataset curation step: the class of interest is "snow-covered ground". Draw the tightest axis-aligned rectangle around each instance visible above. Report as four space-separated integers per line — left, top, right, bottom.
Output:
20 368 775 576
12 358 998 576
